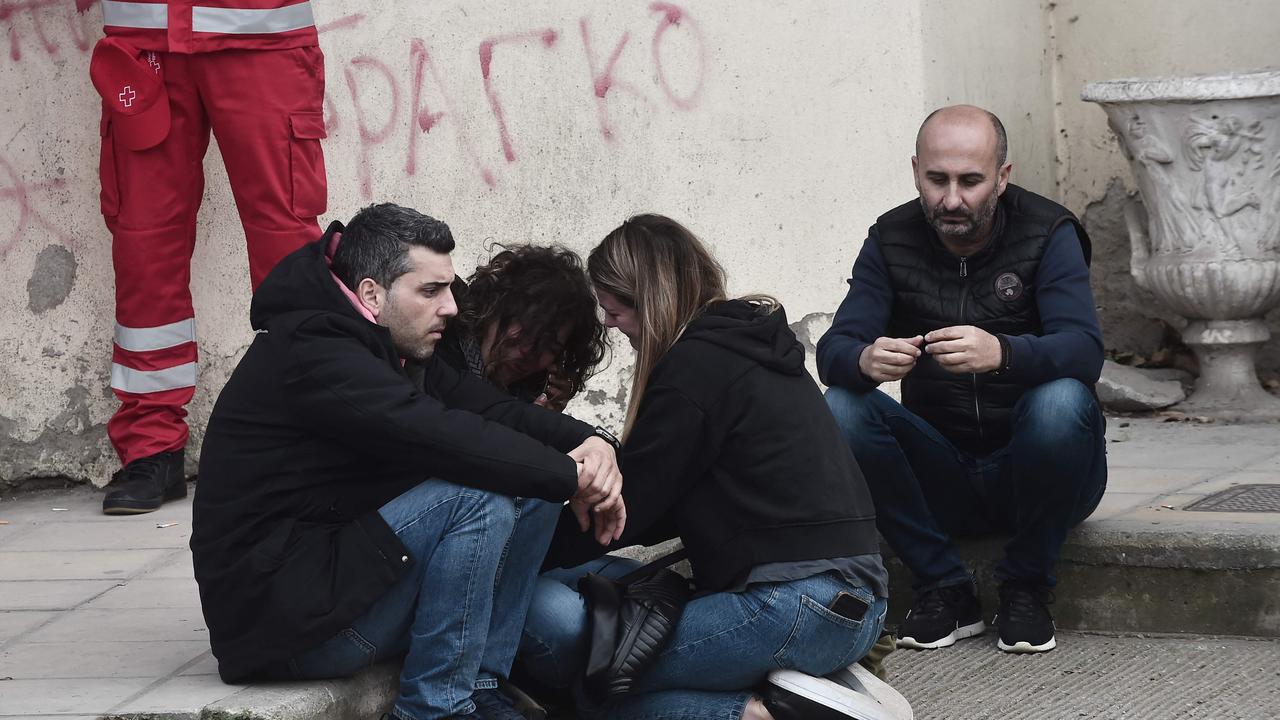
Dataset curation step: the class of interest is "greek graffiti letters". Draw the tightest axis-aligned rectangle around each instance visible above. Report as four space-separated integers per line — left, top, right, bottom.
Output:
479 28 559 162
407 38 494 188
649 2 706 111
579 17 650 142
344 55 400 201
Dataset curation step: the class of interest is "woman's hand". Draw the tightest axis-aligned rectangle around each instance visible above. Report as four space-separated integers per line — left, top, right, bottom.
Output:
534 368 574 412
570 496 628 545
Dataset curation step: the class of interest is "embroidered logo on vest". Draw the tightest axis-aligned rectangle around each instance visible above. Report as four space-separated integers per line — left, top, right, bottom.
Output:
994 272 1024 302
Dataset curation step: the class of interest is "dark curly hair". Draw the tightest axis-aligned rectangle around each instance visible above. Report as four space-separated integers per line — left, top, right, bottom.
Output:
457 244 608 396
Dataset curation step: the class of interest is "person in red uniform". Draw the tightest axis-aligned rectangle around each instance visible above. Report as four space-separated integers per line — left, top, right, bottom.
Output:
90 0 328 514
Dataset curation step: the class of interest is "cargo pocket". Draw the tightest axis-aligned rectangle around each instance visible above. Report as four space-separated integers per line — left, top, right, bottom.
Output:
99 113 120 218
289 111 327 218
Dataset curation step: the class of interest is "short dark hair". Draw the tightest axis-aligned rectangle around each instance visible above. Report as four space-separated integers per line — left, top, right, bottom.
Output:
917 107 1008 167
331 203 455 291
459 244 607 395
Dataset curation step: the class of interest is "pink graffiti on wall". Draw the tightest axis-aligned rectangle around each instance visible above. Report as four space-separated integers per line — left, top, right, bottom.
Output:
479 28 559 163
649 3 706 111
0 153 72 259
406 38 496 188
326 3 709 197
1 0 96 63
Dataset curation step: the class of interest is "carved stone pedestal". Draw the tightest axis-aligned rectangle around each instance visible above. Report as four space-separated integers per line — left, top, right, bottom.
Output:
1084 71 1280 421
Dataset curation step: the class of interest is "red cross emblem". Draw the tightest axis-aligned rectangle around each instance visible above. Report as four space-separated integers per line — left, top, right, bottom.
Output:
118 85 136 108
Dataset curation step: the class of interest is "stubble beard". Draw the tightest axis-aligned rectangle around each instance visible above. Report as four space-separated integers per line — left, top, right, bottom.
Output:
381 296 436 362
923 189 999 247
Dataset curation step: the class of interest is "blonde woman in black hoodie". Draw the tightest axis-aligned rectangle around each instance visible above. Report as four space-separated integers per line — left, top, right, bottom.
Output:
519 215 910 720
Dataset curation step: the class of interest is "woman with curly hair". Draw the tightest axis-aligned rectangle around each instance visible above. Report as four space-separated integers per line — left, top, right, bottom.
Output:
430 244 609 411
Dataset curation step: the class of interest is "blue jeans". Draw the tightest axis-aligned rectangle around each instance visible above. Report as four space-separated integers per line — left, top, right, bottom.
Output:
283 481 560 720
520 558 887 720
825 378 1107 590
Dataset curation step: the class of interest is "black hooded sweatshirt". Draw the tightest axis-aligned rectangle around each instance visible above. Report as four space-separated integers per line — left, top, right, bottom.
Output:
191 223 594 682
545 300 880 591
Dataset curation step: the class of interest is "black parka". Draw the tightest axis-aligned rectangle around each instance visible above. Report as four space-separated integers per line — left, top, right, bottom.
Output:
191 223 593 682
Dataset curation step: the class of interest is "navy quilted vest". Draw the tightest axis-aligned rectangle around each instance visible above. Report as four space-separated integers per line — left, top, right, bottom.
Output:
873 184 1091 454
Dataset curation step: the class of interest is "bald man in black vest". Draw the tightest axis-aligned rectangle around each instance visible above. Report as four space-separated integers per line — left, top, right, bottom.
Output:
818 105 1106 655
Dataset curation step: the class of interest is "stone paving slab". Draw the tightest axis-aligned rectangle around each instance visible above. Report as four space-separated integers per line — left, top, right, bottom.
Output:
24 606 208 644
0 611 56 643
0 678 153 716
0 579 118 611
0 548 175 581
0 640 211 679
83 578 203 610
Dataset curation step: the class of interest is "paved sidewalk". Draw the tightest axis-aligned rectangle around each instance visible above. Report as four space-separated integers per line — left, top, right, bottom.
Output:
886 631 1280 719
0 415 1277 719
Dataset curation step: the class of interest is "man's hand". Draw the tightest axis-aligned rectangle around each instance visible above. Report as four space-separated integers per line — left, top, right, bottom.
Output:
568 436 624 539
924 325 1002 373
858 336 924 382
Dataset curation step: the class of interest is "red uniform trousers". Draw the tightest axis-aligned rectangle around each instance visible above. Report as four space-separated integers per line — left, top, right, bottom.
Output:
100 46 327 466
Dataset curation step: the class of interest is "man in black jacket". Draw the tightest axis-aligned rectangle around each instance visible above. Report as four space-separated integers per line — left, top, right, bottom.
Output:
191 203 624 720
817 106 1106 655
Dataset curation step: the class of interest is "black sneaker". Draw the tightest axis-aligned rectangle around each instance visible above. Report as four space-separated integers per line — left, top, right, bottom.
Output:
764 669 899 720
995 582 1056 653
471 688 527 720
497 679 547 720
896 582 984 650
102 449 186 515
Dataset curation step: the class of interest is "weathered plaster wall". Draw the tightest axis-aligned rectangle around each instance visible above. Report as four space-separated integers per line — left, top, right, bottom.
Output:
1051 0 1280 372
0 1 927 488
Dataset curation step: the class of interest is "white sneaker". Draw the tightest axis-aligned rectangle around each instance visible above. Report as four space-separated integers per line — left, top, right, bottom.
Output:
826 663 914 720
764 669 900 720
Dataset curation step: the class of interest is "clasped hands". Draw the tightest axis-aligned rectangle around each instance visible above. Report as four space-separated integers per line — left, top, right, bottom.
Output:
566 436 626 546
858 325 1002 382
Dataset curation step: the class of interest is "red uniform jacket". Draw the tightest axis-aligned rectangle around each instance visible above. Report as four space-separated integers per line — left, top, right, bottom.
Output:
101 0 318 53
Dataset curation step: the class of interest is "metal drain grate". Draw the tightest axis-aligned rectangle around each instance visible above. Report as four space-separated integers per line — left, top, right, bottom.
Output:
1183 484 1280 513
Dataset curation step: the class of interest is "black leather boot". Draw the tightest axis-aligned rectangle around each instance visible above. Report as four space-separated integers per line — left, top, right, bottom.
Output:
102 449 187 515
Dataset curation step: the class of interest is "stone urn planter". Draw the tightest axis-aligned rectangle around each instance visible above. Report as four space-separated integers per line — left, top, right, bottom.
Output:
1083 70 1280 420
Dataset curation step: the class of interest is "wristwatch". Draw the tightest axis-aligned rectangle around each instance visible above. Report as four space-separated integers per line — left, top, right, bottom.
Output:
592 425 621 451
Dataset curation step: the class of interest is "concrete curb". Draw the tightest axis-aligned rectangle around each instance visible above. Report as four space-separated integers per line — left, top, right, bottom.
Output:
195 664 396 720
883 520 1280 637
1065 520 1280 569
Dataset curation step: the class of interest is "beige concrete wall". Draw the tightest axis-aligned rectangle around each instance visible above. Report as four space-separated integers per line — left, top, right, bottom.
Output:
0 1 927 487
920 0 1056 197
1051 0 1280 369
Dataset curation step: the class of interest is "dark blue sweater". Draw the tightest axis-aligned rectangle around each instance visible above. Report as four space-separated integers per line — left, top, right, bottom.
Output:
816 222 1104 393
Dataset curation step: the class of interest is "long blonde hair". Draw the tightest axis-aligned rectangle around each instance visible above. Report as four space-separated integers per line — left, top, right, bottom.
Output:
588 214 729 438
